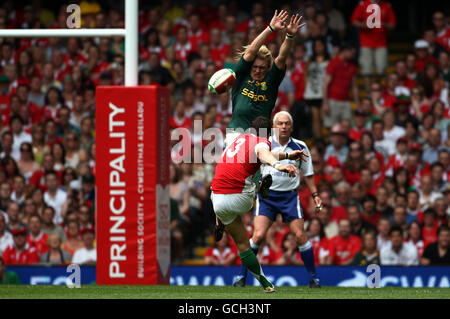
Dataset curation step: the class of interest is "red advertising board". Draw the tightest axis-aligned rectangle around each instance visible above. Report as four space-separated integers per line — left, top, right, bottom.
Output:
95 86 170 285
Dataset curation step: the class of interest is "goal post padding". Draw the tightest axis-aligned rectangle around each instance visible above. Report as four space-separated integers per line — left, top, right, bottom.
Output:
95 86 170 285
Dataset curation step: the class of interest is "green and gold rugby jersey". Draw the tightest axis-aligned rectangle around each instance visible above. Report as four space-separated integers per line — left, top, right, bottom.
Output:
229 56 286 131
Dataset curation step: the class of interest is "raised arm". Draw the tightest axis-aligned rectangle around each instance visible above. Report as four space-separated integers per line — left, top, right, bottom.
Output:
275 14 306 69
243 10 289 62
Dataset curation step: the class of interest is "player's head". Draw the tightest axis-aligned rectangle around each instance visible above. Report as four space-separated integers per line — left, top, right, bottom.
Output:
273 111 293 141
242 45 272 81
250 116 272 138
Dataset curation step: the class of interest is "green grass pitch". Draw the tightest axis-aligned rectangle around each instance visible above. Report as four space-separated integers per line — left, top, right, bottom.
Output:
0 285 449 299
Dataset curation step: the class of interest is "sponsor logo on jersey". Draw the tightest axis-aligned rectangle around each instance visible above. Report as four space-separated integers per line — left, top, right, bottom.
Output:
241 88 268 102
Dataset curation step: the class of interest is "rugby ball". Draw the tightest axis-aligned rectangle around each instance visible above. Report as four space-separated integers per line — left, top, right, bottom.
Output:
208 68 236 94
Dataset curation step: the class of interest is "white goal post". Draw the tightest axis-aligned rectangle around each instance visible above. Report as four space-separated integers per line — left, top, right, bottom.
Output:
0 0 138 86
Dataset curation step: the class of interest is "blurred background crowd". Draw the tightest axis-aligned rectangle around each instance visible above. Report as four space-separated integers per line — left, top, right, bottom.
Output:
0 0 449 273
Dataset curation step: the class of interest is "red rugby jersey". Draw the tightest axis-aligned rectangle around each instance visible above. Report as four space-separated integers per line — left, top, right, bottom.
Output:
211 133 270 194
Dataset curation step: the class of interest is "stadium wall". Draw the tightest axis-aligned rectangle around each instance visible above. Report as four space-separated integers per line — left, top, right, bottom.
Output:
6 266 450 288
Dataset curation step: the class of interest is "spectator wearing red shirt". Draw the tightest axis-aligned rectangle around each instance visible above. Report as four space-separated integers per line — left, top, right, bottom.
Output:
2 228 39 265
274 232 303 265
288 43 307 102
209 28 231 68
16 84 42 125
385 137 408 176
51 50 71 83
140 28 165 62
368 155 385 189
266 216 291 254
287 43 309 139
42 87 64 121
257 243 279 265
236 3 266 34
204 234 238 266
26 214 49 256
343 141 365 185
380 73 399 109
320 189 348 224
174 25 196 63
85 46 109 86
349 109 368 142
351 0 396 92
322 43 359 129
422 208 439 247
361 195 382 227
407 221 425 258
414 40 439 74
306 218 330 265
433 11 450 52
170 99 191 130
395 60 416 90
327 219 362 265
209 3 227 31
65 38 87 68
187 13 210 49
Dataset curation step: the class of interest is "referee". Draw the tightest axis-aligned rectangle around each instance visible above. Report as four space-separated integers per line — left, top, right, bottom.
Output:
233 111 323 288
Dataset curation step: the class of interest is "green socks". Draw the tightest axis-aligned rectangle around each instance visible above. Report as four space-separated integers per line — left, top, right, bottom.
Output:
239 249 273 289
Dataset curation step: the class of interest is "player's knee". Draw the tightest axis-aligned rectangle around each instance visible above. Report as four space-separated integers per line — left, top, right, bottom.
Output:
294 230 307 245
252 231 265 245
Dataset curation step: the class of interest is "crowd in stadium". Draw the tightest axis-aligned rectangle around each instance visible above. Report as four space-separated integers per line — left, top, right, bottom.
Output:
0 0 449 274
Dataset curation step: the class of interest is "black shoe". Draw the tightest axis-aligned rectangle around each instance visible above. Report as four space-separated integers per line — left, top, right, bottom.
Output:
214 217 225 242
309 279 321 288
232 276 246 287
259 174 273 199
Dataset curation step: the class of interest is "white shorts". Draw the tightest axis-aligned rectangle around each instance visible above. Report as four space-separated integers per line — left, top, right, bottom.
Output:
211 191 254 225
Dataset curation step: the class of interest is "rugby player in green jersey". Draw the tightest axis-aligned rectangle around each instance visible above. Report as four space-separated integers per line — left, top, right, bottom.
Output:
214 11 307 253
224 10 306 147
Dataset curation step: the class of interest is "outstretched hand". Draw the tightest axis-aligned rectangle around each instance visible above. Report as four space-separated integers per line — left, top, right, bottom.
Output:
288 150 309 163
276 163 299 177
270 10 289 31
286 13 306 35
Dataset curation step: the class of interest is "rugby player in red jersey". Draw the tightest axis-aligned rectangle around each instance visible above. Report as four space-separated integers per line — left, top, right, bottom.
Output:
211 116 307 292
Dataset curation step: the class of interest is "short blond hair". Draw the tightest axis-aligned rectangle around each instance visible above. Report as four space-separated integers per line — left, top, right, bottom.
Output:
236 45 273 69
